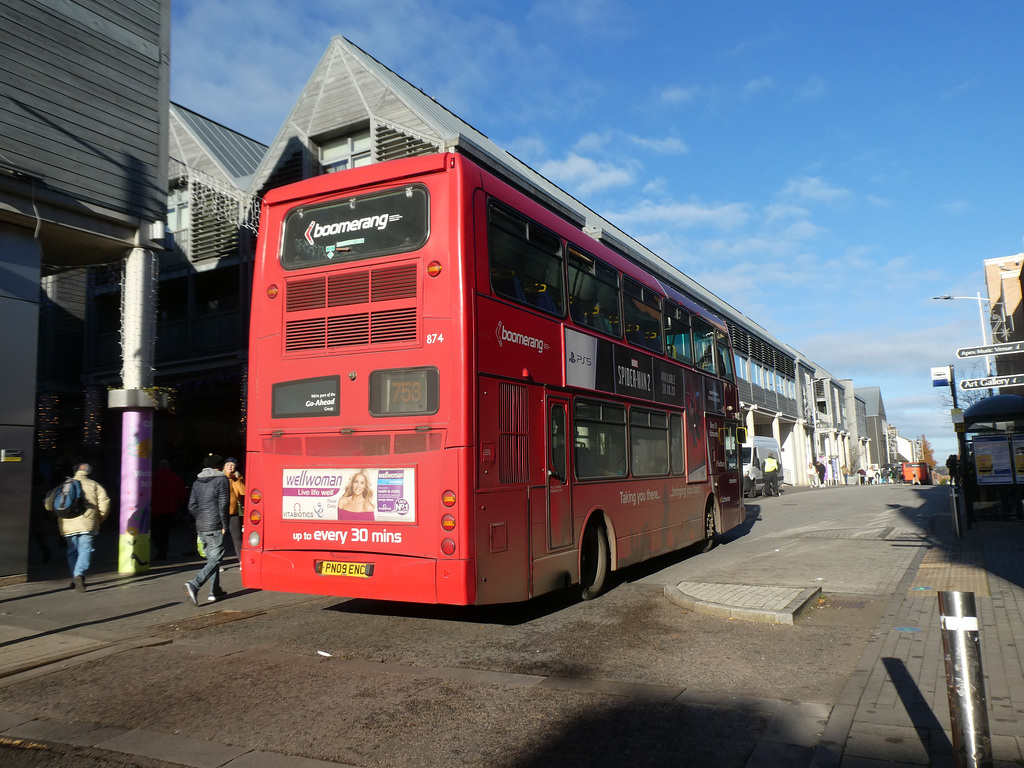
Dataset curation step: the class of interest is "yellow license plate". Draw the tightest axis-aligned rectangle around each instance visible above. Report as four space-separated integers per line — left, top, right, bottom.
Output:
316 560 375 578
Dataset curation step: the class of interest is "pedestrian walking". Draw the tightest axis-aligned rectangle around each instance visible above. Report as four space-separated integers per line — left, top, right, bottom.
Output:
184 454 230 606
223 457 245 565
46 462 111 592
151 460 187 560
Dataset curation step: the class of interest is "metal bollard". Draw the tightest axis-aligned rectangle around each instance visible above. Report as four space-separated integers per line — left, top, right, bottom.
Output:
950 485 962 538
937 591 992 768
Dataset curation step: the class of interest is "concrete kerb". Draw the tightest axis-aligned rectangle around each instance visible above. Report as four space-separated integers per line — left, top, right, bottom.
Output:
664 582 823 624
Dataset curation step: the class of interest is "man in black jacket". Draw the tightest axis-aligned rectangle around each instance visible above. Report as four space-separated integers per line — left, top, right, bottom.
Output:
185 454 230 606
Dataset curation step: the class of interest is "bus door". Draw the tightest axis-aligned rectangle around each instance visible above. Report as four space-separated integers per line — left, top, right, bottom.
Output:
546 396 573 550
711 419 745 531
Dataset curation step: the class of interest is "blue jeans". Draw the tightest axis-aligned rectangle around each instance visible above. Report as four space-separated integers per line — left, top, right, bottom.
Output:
65 533 96 578
189 530 225 594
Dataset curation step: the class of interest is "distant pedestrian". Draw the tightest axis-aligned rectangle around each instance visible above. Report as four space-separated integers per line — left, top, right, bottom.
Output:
946 454 959 486
46 462 111 592
151 460 187 560
223 457 245 565
763 453 780 496
184 454 230 606
807 462 819 488
815 458 826 486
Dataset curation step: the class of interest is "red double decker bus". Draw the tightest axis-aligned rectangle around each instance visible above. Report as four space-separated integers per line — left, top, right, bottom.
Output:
242 152 745 605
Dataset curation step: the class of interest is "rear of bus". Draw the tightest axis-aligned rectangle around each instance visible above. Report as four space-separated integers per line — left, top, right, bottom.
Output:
241 154 478 604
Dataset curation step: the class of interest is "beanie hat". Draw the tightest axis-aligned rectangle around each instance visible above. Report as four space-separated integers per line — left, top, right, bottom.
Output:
203 454 224 469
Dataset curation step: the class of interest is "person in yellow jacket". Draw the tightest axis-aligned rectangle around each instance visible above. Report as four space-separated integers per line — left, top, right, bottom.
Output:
223 457 245 564
46 462 111 592
763 453 780 497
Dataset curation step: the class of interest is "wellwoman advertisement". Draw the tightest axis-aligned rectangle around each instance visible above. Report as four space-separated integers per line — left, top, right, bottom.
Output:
282 468 416 522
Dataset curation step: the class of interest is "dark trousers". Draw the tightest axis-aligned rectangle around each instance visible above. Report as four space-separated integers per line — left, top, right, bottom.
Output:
765 470 779 496
228 515 243 559
152 514 173 558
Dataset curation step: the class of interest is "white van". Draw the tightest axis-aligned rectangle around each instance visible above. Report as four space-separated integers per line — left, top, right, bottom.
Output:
741 436 782 498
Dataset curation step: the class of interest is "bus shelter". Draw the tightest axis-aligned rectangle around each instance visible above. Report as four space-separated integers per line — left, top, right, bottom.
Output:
960 393 1024 522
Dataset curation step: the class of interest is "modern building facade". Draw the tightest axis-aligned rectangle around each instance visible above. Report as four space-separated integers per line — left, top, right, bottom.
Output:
984 254 1024 378
2 0 169 581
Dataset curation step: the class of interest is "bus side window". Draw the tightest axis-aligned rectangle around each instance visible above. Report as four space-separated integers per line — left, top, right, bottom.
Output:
487 201 564 316
574 400 627 479
630 409 669 477
664 302 693 364
568 246 621 338
491 267 526 302
550 404 567 482
692 317 717 374
716 330 735 382
670 413 685 475
622 277 663 354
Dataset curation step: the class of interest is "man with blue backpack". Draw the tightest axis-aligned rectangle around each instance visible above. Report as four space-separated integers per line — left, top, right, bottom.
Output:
45 462 111 592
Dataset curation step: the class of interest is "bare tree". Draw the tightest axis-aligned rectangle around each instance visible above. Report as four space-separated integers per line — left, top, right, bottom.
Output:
934 360 989 411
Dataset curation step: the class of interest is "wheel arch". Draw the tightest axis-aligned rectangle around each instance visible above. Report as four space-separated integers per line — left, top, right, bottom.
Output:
579 507 617 573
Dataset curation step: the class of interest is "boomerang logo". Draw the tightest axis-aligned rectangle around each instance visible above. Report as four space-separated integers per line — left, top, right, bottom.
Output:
496 321 548 354
303 213 394 245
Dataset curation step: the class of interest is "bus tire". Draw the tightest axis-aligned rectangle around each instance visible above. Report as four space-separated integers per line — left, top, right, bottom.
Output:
580 523 610 600
701 501 717 553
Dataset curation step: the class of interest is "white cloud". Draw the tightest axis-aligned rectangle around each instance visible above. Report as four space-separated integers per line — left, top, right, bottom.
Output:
779 176 851 203
629 135 689 154
938 199 973 216
611 199 752 231
797 75 827 101
742 76 775 98
763 203 810 222
539 153 635 195
661 85 700 104
942 79 978 99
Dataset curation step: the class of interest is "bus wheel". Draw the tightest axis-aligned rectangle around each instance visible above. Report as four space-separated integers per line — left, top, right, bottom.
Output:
580 523 609 600
701 502 717 553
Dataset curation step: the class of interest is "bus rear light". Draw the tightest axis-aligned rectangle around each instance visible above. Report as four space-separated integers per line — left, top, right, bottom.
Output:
441 514 456 531
250 488 262 504
248 531 261 547
267 284 279 299
427 260 442 277
441 490 456 507
249 509 261 525
441 538 456 556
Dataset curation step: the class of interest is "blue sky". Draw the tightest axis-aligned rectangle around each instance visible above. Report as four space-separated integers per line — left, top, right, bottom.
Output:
170 0 1024 461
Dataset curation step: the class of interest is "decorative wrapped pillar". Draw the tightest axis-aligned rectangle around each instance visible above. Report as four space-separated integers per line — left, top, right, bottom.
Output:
108 246 158 574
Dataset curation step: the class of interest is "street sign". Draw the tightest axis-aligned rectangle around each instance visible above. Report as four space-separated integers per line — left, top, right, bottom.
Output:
957 341 1024 359
931 366 951 387
960 375 1024 390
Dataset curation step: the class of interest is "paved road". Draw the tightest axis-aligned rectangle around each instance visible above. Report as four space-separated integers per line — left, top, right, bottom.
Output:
1 484 1017 767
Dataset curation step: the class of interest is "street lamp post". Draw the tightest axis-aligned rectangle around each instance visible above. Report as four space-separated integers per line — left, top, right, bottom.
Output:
933 293 995 381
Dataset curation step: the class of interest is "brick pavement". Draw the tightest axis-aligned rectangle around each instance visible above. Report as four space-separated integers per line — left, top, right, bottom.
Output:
810 518 1024 768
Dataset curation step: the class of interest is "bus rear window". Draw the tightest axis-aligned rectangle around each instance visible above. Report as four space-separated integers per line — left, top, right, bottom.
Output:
281 185 429 269
369 367 439 416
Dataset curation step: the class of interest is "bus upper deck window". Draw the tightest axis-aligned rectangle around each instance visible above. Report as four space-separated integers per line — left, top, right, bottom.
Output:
487 201 565 317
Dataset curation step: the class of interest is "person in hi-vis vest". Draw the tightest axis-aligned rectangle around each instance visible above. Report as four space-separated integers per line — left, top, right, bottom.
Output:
763 453 780 497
